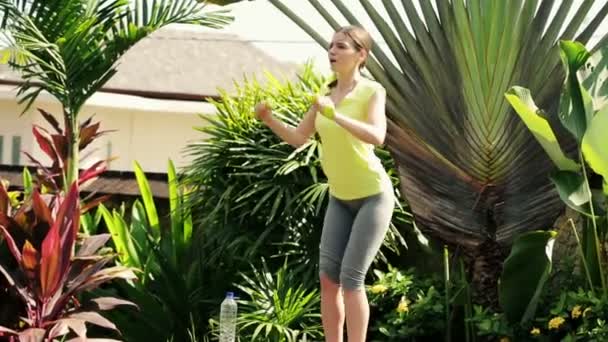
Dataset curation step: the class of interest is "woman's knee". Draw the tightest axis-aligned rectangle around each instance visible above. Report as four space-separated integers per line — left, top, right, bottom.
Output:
319 253 341 284
340 266 365 290
320 271 340 288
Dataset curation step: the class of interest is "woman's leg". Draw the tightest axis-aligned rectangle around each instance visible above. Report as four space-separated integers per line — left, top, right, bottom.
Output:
320 273 344 342
319 196 354 342
340 191 394 342
342 288 370 342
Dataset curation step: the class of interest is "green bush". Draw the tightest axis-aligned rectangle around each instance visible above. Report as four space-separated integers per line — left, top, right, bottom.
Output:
207 258 323 342
97 160 206 342
366 266 446 341
471 289 608 341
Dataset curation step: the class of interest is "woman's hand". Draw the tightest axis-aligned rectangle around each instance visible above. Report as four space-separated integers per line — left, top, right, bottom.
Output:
314 96 336 120
254 101 273 123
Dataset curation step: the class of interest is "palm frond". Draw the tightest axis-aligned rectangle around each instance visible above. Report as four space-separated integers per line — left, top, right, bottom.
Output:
0 0 232 116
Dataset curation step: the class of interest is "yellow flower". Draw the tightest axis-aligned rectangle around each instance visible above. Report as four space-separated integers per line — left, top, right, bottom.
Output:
370 284 388 294
499 337 510 342
583 307 592 318
530 327 541 336
548 316 565 330
396 297 409 313
571 305 582 319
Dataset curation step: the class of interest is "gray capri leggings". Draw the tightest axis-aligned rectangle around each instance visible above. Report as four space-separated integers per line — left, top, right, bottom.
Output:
319 188 394 290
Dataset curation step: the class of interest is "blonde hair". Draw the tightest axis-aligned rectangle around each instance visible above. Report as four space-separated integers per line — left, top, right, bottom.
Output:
327 25 373 90
336 25 373 70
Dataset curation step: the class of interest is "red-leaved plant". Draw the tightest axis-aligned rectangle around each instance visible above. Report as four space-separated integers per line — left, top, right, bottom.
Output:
28 109 112 202
0 180 137 341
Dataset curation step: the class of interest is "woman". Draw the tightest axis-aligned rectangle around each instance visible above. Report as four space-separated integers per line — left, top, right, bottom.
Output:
254 25 394 342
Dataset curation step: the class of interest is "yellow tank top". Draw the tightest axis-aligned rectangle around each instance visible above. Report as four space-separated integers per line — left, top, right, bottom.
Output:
315 78 391 200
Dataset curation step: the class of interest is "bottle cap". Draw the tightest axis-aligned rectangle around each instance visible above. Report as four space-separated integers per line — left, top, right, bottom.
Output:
226 291 234 299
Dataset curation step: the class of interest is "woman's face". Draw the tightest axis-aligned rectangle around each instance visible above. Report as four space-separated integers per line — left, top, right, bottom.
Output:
328 32 365 74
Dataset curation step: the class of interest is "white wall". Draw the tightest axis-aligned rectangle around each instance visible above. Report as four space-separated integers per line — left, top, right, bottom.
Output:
0 99 36 167
0 86 215 174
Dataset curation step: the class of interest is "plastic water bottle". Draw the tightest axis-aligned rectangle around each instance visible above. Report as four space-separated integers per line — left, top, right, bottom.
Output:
219 292 237 342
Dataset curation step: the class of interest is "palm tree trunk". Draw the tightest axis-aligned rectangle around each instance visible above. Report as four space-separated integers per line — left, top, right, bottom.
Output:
64 109 79 192
466 239 509 309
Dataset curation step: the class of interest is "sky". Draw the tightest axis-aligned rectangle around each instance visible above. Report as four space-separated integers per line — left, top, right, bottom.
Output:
3 1 607 74
205 0 608 41
176 0 608 73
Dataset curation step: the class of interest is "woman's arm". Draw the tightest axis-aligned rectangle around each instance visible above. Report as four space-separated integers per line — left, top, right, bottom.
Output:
318 89 387 145
256 102 318 148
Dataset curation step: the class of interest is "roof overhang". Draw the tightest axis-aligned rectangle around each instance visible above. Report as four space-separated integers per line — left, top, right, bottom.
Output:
0 164 169 198
0 79 218 114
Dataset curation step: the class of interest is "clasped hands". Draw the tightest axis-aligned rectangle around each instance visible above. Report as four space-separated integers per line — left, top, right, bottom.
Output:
254 95 336 121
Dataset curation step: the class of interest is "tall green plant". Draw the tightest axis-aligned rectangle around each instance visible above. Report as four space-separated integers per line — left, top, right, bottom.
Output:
506 41 608 296
268 0 608 302
0 0 239 191
180 64 412 281
99 160 203 342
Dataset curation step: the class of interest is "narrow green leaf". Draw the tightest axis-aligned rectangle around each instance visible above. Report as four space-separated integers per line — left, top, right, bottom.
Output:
183 206 193 248
98 204 139 268
167 159 180 264
130 200 150 251
22 166 32 198
268 188 284 223
133 161 160 239
308 0 340 30
80 212 94 236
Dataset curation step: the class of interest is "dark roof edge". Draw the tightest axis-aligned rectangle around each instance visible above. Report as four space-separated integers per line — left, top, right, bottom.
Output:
0 79 221 102
0 164 170 198
0 163 167 180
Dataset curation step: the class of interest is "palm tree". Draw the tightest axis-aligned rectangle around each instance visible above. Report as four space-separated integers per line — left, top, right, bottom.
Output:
268 0 608 304
0 0 243 190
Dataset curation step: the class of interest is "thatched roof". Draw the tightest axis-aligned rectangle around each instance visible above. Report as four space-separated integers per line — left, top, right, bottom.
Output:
0 27 309 100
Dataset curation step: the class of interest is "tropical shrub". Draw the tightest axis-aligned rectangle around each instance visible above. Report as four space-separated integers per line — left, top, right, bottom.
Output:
0 109 125 336
0 182 136 341
207 258 323 342
99 160 208 342
471 289 608 341
366 266 446 341
506 41 608 295
27 110 111 200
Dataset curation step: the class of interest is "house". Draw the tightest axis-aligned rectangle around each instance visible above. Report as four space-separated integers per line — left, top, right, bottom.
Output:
0 27 321 197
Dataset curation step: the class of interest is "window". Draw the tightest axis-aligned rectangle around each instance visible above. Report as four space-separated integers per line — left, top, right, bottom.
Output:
12 136 21 165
